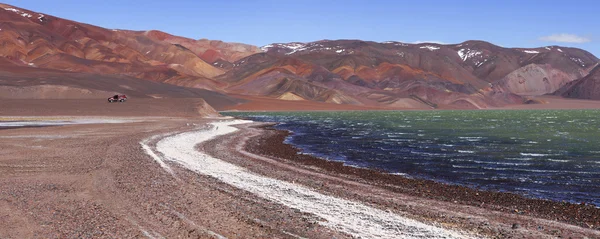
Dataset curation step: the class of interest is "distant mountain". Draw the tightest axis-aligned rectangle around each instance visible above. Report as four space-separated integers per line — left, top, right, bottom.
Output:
143 30 262 67
556 64 600 100
0 3 598 109
220 40 597 108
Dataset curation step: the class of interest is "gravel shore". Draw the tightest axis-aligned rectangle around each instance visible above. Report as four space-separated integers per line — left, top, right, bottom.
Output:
245 124 600 229
216 122 600 238
1 116 599 238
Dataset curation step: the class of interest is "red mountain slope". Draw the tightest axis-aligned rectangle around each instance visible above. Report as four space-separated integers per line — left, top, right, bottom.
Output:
556 64 600 100
143 30 262 66
1 3 598 109
0 4 227 90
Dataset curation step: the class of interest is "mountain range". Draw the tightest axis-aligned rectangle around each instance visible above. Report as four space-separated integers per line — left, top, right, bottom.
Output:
1 3 599 110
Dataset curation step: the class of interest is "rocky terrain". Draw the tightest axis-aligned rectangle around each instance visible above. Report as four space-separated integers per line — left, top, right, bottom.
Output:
0 3 599 109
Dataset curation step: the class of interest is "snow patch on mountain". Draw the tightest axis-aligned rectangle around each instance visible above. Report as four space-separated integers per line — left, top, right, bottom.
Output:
457 49 482 61
4 7 32 18
570 57 586 67
456 48 489 67
259 44 274 52
420 45 440 51
383 41 409 46
262 42 353 55
261 43 309 54
476 59 488 67
523 50 540 54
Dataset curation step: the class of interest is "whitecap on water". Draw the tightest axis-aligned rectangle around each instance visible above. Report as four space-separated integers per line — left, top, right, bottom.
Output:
457 171 486 175
486 167 599 175
505 157 533 161
451 165 479 169
520 153 551 157
458 136 484 142
458 150 475 154
410 151 446 157
474 160 532 166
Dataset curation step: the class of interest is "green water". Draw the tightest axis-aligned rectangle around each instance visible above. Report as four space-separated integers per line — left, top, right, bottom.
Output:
224 110 600 205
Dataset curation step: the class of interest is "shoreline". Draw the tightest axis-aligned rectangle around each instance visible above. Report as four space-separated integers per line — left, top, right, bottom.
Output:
244 123 600 230
1 115 599 238
221 95 600 112
150 120 473 238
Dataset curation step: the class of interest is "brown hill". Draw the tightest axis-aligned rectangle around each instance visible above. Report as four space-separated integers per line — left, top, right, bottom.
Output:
0 56 242 109
1 3 598 110
556 64 600 100
0 4 228 90
143 30 262 66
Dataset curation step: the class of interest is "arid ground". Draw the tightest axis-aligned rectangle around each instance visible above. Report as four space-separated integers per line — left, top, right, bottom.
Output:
1 99 599 238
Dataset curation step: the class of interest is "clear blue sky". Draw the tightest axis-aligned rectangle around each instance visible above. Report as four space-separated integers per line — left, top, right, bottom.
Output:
5 0 599 57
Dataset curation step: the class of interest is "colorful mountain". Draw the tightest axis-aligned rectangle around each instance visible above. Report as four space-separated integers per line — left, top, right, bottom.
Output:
0 3 598 109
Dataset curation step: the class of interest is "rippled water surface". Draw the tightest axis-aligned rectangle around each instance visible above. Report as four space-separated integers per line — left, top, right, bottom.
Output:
223 110 600 206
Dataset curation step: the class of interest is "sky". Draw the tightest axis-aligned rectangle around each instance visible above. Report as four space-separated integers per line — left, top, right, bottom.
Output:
5 0 599 57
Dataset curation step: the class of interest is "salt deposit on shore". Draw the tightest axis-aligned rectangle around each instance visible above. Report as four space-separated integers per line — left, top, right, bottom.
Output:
148 119 472 239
